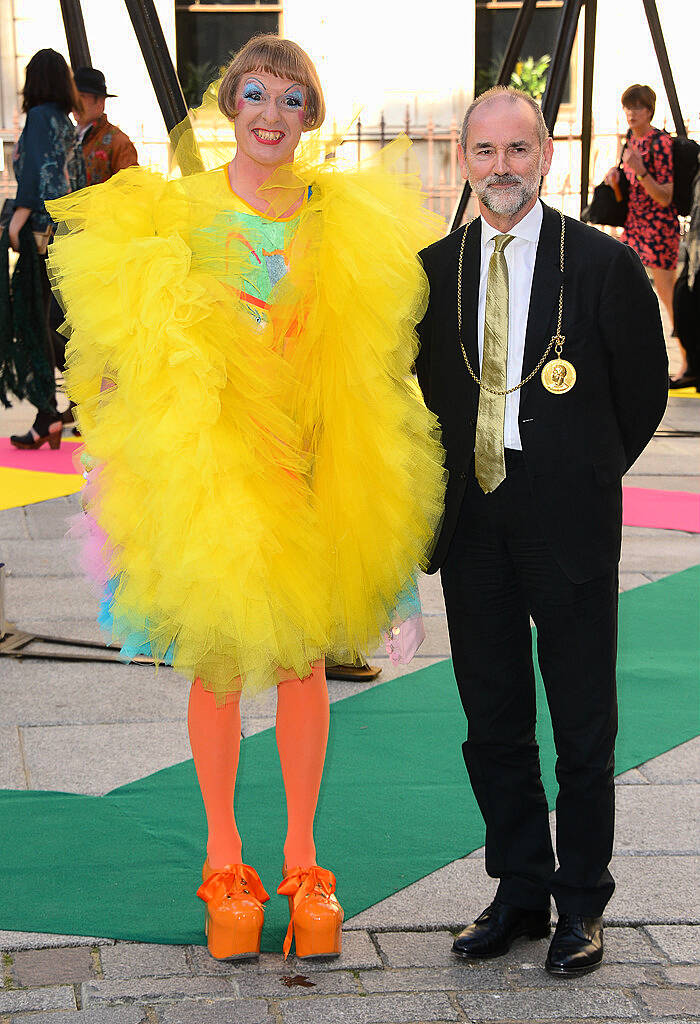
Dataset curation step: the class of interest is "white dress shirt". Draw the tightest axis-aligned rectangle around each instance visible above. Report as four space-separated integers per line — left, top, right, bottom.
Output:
478 200 543 450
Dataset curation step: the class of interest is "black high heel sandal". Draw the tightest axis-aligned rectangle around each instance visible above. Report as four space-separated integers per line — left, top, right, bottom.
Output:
10 410 63 450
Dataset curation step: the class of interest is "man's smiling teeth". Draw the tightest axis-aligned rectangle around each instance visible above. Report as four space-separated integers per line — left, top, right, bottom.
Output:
253 129 284 140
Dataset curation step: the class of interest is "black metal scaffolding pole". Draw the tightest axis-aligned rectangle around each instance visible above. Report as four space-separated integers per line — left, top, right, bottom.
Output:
541 0 584 134
642 0 687 136
450 0 539 231
579 0 597 214
59 0 91 70
122 0 188 133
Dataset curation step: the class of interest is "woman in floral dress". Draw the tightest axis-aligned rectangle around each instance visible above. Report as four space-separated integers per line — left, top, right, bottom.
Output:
606 84 681 380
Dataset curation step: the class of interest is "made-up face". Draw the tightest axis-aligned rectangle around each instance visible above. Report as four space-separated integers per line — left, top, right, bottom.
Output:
233 70 306 168
459 96 553 219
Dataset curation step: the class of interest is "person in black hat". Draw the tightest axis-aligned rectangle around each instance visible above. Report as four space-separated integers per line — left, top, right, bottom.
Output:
73 67 138 186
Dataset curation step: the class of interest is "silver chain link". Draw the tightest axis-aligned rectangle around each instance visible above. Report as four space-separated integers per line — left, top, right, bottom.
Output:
457 212 566 396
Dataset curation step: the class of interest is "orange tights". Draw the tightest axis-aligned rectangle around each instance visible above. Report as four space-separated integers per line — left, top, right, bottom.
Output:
187 662 329 870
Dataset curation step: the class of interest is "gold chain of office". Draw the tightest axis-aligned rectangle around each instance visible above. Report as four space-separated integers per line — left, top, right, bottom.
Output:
456 211 567 396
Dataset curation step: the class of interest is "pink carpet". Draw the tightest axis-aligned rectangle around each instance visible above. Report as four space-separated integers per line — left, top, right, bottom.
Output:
0 437 82 476
623 486 700 533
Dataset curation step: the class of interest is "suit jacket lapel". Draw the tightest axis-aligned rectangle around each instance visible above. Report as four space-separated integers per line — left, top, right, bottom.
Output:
522 203 564 379
458 218 482 387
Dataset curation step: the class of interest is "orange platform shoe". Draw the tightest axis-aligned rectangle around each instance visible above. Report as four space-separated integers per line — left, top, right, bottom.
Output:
277 865 343 960
197 861 269 961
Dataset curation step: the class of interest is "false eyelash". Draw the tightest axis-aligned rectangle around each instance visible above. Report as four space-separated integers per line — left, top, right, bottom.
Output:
243 87 263 101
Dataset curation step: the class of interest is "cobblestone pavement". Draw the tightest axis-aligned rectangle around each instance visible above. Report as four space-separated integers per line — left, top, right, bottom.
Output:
1 381 698 1021
0 911 699 1023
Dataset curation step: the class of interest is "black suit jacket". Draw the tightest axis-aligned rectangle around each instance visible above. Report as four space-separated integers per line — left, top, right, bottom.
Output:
415 202 668 583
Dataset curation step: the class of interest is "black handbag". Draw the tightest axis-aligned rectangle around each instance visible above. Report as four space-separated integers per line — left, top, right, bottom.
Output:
0 198 53 254
582 142 629 227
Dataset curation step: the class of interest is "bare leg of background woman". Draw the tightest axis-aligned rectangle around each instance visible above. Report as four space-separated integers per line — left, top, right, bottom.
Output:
652 266 686 375
187 678 243 868
276 661 329 868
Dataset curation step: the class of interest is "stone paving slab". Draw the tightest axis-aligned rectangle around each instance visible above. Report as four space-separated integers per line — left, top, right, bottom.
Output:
625 452 700 478
639 986 700 1018
618 527 700 573
235 969 360 998
345 857 493 932
620 571 654 590
0 539 78 577
664 965 700 985
0 507 29 540
639 738 700 784
0 661 188 729
8 614 112 645
613 785 700 853
359 964 510 993
20 721 191 795
4 576 100 622
630 475 700 493
645 926 700 963
8 1011 149 1024
8 945 97 987
81 976 235 1007
157 1000 272 1024
609 856 700 924
616 767 649 784
457 986 642 1020
99 943 189 980
374 930 459 968
22 497 81 541
604 925 674 962
278 992 460 1023
0 986 76 1013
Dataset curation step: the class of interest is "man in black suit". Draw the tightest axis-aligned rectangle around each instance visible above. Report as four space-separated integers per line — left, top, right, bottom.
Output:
415 87 668 976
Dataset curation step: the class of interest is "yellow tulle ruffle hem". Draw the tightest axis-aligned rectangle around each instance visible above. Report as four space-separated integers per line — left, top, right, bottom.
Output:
46 140 446 697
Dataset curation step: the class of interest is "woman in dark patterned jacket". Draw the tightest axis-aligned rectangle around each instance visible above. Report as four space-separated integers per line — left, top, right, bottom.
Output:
8 48 86 450
605 84 681 379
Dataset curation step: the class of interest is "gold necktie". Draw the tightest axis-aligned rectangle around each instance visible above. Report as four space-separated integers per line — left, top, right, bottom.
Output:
474 233 514 494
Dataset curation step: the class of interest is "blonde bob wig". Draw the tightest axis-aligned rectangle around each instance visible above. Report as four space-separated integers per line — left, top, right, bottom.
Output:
218 35 325 131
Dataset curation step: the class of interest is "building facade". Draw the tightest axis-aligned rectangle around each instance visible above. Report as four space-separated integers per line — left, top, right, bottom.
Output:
1 0 697 221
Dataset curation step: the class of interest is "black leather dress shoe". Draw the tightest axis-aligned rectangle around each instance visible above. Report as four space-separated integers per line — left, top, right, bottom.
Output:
452 900 551 960
545 914 603 976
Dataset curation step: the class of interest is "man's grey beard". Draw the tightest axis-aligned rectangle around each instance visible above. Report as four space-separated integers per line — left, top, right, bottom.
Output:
472 171 540 216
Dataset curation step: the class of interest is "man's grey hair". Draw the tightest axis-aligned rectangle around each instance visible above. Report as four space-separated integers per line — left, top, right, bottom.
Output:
460 86 549 151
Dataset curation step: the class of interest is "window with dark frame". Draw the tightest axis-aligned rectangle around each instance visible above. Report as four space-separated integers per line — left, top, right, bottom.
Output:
175 1 282 108
475 0 573 105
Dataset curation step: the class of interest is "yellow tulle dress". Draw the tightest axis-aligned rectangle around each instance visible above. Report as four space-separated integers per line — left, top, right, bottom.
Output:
46 136 446 698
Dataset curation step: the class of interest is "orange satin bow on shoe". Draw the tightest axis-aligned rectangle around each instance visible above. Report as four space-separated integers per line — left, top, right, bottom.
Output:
197 862 270 961
277 865 344 960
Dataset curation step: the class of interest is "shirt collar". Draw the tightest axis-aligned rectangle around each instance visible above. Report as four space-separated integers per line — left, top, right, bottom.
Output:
480 199 543 249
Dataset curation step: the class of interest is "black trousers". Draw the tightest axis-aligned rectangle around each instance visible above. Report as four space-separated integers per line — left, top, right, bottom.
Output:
35 257 63 424
673 263 700 379
441 451 618 916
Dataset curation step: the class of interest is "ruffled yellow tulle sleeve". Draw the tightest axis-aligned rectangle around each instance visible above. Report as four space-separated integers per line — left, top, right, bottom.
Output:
45 144 445 697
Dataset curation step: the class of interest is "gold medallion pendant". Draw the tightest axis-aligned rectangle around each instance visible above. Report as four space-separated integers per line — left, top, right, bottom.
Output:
541 358 576 394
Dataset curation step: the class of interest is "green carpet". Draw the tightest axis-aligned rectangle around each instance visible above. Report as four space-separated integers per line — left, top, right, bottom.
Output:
0 567 698 949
